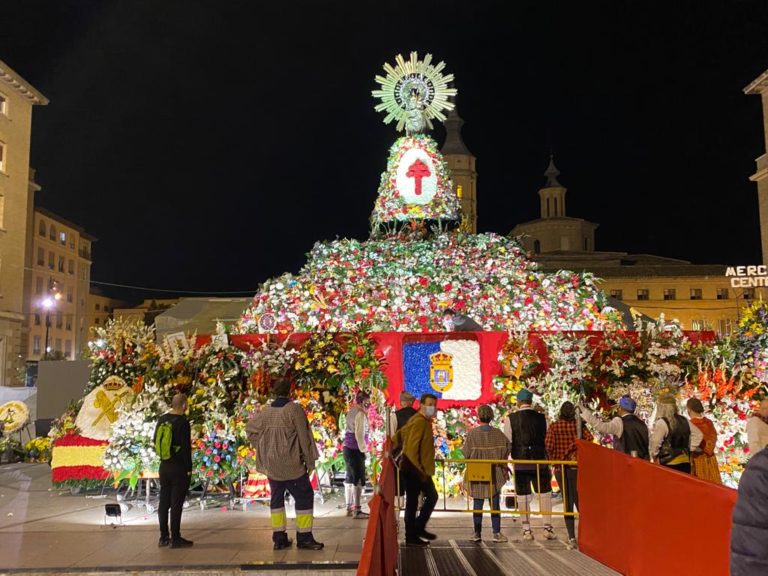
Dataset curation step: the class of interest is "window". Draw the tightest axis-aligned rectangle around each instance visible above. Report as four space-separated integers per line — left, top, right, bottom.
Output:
690 288 703 300
48 252 54 270
60 231 66 245
58 255 65 272
49 224 56 241
37 247 44 266
692 319 713 331
637 289 650 301
34 313 41 326
35 277 43 295
69 236 75 249
0 141 6 173
718 319 733 336
533 239 541 254
95 303 101 311
33 336 41 355
67 286 73 303
68 259 74 274
56 312 63 329
743 289 755 300
95 318 100 325
39 219 46 236
663 288 676 301
716 288 729 300
65 315 72 331
584 237 589 251
0 92 7 116
65 340 72 359
55 338 62 353
609 289 623 300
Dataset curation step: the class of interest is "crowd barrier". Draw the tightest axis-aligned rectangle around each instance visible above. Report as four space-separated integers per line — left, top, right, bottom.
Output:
357 446 398 576
577 440 737 576
433 457 578 517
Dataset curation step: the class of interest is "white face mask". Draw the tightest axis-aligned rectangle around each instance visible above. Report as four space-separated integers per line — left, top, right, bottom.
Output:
424 405 436 418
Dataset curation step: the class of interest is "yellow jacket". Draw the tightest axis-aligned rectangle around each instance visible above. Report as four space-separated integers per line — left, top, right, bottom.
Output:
394 412 435 478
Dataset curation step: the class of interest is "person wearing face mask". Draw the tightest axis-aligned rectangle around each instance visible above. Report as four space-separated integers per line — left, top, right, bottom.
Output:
442 307 483 332
393 393 439 546
342 390 371 519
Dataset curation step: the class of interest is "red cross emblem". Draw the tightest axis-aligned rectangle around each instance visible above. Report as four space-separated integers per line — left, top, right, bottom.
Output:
406 159 431 196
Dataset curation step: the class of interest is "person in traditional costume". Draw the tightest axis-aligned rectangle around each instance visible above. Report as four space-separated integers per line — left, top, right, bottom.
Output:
685 398 722 485
746 398 768 457
462 404 511 543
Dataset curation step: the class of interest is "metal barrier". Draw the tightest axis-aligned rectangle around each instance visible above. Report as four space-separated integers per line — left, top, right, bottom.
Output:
405 457 579 518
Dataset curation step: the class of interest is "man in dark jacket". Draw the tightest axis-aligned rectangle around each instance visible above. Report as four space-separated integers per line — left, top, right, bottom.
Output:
731 447 768 575
580 395 650 460
155 393 193 548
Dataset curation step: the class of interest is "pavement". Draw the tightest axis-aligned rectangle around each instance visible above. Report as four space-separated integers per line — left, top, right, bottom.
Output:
0 463 619 576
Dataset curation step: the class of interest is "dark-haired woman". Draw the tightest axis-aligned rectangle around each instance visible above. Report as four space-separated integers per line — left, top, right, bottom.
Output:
544 401 593 548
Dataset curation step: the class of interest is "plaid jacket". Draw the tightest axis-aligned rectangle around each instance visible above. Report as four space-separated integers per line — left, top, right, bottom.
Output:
246 400 319 481
544 419 593 463
462 425 511 499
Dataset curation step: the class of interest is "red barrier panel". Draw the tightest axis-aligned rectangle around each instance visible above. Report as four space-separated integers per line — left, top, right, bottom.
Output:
577 441 737 576
357 447 398 576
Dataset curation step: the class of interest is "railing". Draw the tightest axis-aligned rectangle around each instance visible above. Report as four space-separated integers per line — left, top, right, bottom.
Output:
431 457 578 518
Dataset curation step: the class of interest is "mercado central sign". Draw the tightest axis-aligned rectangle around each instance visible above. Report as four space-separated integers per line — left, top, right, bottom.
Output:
726 265 768 287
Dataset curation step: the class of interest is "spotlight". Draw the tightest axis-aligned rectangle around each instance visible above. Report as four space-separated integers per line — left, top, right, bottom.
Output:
104 503 122 526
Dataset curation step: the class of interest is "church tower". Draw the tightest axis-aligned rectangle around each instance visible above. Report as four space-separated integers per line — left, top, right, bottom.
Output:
745 69 768 265
442 109 477 233
511 156 598 253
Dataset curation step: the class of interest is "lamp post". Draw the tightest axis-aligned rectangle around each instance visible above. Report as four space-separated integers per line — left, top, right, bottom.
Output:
42 297 54 360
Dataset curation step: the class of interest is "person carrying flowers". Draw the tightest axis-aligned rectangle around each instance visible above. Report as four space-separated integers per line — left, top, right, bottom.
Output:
246 378 323 551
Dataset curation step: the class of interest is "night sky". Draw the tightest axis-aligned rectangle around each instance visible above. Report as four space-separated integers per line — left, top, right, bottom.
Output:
3 1 768 302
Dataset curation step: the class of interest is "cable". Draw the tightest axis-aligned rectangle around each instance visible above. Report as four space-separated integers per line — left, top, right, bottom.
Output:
88 279 256 295
22 266 257 295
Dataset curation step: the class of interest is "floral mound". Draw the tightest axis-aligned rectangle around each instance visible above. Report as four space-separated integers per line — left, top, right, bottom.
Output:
370 135 460 230
239 233 621 333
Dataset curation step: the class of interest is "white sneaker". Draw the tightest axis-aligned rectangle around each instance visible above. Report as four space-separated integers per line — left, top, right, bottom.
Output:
567 538 578 549
522 529 534 541
492 532 508 543
543 527 557 540
471 532 481 542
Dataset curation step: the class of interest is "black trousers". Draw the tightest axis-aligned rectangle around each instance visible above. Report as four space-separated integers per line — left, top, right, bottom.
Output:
555 465 579 540
268 473 316 544
343 447 366 486
403 468 438 539
158 460 190 540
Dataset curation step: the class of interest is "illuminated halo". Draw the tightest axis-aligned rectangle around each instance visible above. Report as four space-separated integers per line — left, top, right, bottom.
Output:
372 51 457 133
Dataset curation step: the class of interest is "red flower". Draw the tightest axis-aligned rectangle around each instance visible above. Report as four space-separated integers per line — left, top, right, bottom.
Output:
418 277 429 286
214 455 221 462
355 346 365 358
360 368 371 378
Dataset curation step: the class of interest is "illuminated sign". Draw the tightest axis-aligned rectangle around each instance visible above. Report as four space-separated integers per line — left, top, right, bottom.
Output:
725 265 768 288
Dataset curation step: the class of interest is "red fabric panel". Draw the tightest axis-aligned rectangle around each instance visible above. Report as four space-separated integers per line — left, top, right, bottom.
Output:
577 440 737 576
577 441 631 574
357 441 398 576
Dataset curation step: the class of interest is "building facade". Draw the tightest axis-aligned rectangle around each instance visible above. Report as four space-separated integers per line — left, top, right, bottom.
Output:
0 60 47 385
441 109 477 233
26 208 94 360
86 292 127 336
745 68 768 265
513 160 766 335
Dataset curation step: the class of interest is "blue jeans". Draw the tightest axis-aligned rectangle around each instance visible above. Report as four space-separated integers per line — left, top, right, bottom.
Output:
473 493 501 534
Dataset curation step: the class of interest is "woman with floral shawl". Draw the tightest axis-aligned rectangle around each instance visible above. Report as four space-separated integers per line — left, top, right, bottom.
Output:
686 398 722 484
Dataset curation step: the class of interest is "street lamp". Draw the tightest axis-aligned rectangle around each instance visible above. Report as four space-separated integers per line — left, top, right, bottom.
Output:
41 293 60 360
42 297 54 360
